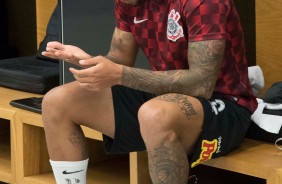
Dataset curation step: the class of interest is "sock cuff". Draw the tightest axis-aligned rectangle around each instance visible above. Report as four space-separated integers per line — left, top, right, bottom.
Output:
50 158 89 167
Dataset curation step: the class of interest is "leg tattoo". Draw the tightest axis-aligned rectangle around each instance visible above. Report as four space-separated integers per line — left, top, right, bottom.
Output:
148 139 189 184
156 94 197 120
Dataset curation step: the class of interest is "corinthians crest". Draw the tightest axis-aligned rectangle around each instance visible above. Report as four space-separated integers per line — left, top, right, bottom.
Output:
167 9 184 42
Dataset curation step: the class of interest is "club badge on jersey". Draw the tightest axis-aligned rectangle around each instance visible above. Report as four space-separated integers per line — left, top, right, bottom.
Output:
167 9 184 42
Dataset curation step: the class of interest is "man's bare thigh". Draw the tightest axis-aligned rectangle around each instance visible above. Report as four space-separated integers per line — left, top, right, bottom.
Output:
153 94 205 153
51 81 115 138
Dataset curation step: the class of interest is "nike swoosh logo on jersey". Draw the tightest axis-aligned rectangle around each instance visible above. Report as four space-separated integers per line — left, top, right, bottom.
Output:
134 17 148 24
62 170 84 175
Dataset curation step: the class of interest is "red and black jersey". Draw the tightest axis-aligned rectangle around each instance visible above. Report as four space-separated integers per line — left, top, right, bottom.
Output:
115 0 257 113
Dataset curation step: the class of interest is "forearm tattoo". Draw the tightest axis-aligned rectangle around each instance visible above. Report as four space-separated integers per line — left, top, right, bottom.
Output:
157 94 197 119
148 139 189 184
121 39 225 98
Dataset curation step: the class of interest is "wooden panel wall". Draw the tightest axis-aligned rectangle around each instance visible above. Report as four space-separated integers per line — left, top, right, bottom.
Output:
256 0 282 87
36 0 58 48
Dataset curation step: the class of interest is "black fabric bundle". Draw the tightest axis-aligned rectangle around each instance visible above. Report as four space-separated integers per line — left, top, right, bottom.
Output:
0 56 59 94
246 81 282 143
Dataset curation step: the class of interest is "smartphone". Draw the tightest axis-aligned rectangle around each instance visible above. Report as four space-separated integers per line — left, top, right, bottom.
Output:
10 97 43 114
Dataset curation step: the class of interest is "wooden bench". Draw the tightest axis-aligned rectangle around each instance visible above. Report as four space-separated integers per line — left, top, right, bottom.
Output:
201 138 282 184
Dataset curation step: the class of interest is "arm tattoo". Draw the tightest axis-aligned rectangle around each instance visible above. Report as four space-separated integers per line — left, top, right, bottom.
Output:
121 39 225 98
148 140 189 184
156 94 197 119
110 28 135 53
107 28 137 65
188 39 225 93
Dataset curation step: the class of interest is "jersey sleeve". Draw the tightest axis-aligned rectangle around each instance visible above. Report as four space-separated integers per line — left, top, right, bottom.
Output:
114 0 131 32
182 0 230 42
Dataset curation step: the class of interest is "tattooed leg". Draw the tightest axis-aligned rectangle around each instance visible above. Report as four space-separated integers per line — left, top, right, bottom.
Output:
156 94 198 120
148 139 189 184
138 93 203 184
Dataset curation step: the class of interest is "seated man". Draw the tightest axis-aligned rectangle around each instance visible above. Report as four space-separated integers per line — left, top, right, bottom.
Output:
42 0 258 183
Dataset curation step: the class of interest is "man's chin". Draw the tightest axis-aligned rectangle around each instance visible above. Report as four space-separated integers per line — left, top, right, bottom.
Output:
121 0 142 5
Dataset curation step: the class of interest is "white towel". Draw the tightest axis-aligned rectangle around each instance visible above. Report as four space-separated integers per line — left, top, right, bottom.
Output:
248 66 265 95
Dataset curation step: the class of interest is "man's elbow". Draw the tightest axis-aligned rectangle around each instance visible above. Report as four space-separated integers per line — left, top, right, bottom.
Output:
198 77 217 99
201 90 213 99
196 86 214 99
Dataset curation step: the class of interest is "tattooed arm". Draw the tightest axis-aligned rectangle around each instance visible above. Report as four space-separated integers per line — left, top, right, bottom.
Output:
105 28 139 67
120 39 225 99
69 27 224 95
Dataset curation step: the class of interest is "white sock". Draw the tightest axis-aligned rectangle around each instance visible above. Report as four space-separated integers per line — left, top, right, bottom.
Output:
50 159 89 184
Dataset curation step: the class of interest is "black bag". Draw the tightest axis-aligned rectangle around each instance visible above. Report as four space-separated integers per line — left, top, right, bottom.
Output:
246 81 282 143
0 56 59 94
0 1 60 94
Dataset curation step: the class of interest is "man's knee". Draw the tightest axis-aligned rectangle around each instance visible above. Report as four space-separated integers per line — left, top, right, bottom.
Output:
138 100 177 139
42 85 68 110
42 85 70 126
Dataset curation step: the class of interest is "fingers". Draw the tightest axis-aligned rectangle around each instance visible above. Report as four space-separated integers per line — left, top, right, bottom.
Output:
42 47 75 62
79 56 100 67
42 50 72 61
69 67 100 91
42 42 87 64
41 51 57 59
69 67 93 81
42 41 63 59
54 50 73 60
46 41 65 50
41 41 66 59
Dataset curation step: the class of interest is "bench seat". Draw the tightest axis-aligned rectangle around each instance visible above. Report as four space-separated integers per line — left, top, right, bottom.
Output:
202 138 282 184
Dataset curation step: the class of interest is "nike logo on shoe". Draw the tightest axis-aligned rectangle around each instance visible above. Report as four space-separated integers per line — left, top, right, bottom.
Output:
62 170 84 175
134 17 148 24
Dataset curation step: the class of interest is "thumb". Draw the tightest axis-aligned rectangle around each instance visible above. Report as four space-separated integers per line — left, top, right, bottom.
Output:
79 57 99 67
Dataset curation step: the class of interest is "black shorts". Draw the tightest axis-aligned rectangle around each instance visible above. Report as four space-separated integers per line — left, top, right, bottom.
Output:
103 85 252 166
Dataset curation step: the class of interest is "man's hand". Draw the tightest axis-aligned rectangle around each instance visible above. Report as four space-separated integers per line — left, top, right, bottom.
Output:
42 41 92 66
69 56 122 91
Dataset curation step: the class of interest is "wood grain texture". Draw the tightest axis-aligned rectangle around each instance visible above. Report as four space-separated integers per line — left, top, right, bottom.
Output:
202 139 282 184
0 132 12 183
256 0 282 87
130 151 152 184
36 0 57 48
